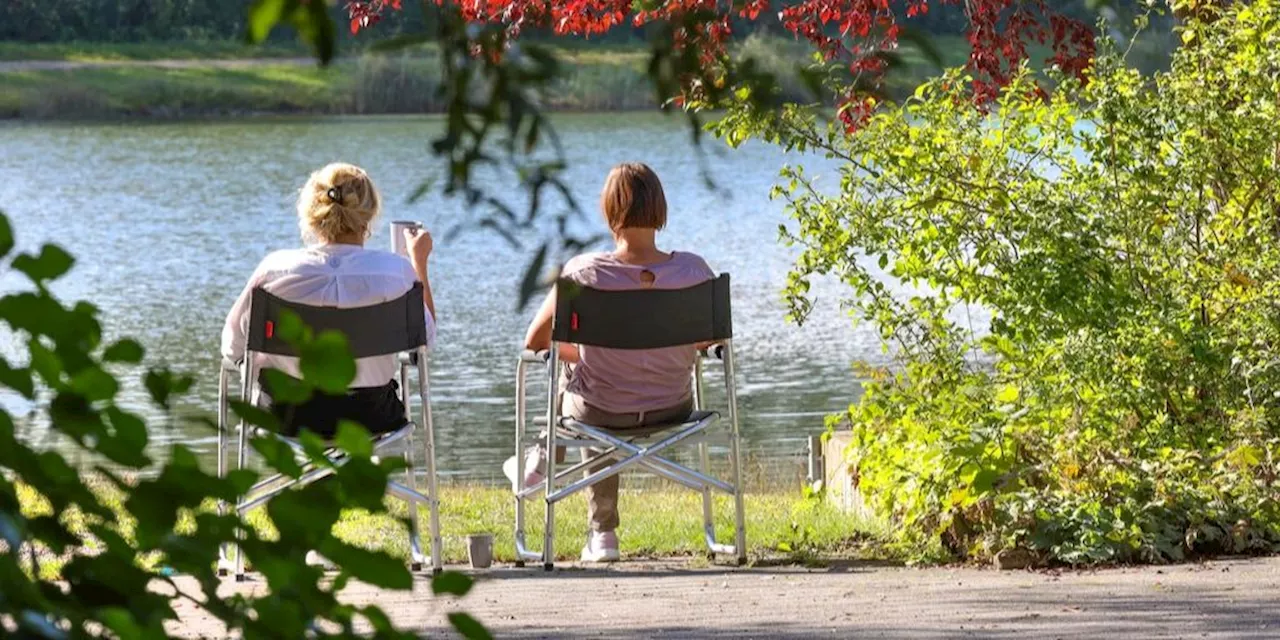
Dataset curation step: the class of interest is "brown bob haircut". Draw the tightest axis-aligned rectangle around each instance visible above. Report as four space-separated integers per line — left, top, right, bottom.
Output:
600 162 668 231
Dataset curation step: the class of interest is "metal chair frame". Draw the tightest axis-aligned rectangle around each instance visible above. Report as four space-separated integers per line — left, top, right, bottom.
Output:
512 274 747 569
216 285 443 580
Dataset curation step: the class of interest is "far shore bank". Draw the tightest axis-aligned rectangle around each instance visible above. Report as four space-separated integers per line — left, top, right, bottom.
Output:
0 38 954 121
0 54 658 120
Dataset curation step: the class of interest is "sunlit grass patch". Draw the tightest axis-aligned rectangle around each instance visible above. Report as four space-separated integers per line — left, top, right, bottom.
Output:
14 476 888 578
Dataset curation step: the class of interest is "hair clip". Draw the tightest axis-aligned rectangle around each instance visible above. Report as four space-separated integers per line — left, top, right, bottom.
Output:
326 187 342 203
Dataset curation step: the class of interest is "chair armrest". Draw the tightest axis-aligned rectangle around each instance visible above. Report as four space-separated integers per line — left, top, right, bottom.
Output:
698 344 726 360
221 357 241 372
520 349 550 363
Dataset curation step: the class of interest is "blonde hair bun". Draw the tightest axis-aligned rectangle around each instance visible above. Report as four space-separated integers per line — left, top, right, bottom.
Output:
297 163 382 243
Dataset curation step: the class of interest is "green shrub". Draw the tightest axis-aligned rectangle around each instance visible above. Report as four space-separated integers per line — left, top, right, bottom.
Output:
718 2 1280 564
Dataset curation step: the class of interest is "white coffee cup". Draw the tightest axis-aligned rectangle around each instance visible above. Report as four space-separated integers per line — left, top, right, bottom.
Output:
389 220 423 257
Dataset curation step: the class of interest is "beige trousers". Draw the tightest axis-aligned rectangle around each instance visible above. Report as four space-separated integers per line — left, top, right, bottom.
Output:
559 392 694 533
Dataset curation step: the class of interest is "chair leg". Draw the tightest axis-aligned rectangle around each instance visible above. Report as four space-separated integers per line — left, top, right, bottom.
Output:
513 462 527 568
542 445 556 571
232 362 253 582
542 504 555 570
692 357 726 560
405 431 425 572
731 455 747 566
698 439 717 559
514 359 528 568
417 350 444 575
231 524 247 579
426 438 443 576
217 366 231 576
398 363 427 572
724 342 748 566
542 350 560 571
233 464 249 580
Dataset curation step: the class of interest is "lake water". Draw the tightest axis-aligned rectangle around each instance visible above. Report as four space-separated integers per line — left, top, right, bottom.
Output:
0 113 883 483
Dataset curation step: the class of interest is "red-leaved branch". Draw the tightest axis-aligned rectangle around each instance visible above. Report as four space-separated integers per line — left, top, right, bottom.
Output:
345 0 1094 121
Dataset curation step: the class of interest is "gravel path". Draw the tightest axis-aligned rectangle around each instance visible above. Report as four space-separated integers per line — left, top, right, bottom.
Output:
172 555 1280 638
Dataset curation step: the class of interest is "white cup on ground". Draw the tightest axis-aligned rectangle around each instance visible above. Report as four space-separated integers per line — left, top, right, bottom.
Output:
466 533 494 569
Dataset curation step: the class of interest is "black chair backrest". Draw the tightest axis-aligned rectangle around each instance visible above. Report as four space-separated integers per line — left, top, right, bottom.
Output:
246 283 427 358
551 274 732 349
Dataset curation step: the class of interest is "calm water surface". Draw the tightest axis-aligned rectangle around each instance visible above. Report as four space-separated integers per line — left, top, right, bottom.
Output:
0 114 882 482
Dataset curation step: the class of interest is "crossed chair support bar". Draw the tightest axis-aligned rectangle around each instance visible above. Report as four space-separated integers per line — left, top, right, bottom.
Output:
512 341 748 569
216 284 443 581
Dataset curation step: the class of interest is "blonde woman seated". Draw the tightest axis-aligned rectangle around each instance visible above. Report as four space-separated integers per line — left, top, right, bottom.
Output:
508 162 716 562
221 162 436 439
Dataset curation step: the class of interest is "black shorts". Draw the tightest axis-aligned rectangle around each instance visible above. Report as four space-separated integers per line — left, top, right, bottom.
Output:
258 372 407 439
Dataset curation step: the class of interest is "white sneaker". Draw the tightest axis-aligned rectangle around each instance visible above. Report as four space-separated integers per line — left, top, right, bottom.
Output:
305 551 337 571
580 531 620 563
502 446 546 491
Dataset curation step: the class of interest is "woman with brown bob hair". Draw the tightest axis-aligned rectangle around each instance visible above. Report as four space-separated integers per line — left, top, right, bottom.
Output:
510 162 716 562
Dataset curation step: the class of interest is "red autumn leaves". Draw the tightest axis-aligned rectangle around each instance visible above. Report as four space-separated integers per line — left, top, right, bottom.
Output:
345 0 403 34
345 0 1095 125
964 0 1094 103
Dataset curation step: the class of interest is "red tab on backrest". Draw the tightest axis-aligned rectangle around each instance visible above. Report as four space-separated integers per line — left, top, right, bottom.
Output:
265 320 274 339
571 312 579 331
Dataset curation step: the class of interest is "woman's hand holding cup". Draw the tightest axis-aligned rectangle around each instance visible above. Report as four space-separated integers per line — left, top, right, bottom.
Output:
404 226 433 278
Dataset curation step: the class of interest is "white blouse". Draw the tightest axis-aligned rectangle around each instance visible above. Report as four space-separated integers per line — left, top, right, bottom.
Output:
220 244 436 388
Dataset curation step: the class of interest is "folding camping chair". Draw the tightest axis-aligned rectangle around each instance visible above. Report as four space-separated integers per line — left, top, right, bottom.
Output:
216 282 443 580
512 274 747 569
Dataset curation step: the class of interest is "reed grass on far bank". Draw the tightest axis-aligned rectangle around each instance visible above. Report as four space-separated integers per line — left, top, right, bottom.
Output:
0 52 660 119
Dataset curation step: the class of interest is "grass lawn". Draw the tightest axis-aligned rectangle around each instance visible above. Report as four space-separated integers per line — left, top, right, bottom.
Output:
336 483 886 565
16 479 887 579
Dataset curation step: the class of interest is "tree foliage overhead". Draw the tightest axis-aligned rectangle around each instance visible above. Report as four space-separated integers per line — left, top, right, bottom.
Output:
1 0 1147 43
347 0 1098 109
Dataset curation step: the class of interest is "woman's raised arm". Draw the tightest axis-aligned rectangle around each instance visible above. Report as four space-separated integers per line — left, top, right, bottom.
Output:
404 227 436 322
